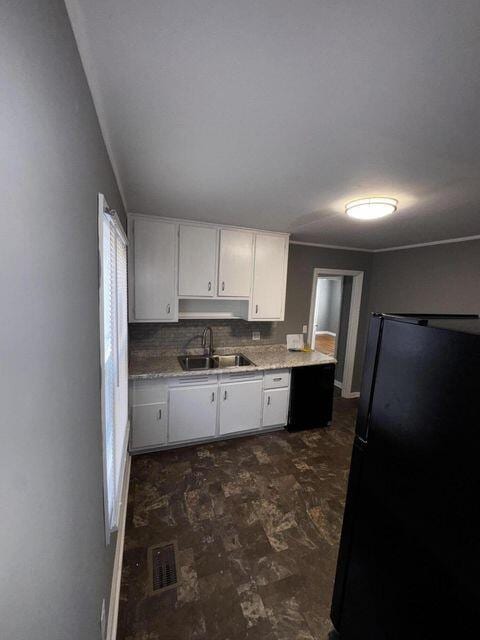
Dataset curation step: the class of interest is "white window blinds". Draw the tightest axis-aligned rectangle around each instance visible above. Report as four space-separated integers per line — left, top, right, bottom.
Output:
98 194 129 539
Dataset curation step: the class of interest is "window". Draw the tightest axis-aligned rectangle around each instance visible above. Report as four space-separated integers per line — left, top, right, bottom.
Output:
98 193 129 541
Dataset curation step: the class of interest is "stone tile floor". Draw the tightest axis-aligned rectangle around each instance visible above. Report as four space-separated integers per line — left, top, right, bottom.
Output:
118 393 357 640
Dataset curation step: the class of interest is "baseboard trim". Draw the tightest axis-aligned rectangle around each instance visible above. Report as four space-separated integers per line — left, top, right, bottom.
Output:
106 454 131 640
334 379 360 398
316 331 336 337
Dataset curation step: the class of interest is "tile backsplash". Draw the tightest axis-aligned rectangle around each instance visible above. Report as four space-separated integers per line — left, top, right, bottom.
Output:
129 319 286 354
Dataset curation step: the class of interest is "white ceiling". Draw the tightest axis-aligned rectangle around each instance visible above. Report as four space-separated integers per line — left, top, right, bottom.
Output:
67 0 480 250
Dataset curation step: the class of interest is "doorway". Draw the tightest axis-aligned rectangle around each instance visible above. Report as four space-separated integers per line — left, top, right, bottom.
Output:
312 276 343 357
308 268 364 398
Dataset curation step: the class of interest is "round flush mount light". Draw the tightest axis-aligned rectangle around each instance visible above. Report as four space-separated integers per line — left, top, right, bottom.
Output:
345 197 398 220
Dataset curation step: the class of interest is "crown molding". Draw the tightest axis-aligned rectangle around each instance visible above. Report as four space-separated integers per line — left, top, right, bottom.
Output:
372 234 480 253
290 234 480 254
289 240 372 252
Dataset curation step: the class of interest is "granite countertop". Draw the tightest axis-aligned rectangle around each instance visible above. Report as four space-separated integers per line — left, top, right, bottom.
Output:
129 344 336 380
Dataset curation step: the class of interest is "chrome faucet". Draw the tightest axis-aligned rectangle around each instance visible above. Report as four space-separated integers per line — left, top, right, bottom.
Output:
202 326 214 357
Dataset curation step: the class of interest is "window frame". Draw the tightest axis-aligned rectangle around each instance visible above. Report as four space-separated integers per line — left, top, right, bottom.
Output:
98 193 129 544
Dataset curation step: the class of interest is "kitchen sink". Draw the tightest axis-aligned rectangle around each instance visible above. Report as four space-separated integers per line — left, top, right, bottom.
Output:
178 353 255 371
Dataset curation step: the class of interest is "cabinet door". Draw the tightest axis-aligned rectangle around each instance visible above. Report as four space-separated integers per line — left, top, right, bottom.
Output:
251 234 288 320
262 387 289 427
218 229 253 297
178 225 217 297
219 379 263 434
169 384 217 443
131 402 168 449
131 217 177 321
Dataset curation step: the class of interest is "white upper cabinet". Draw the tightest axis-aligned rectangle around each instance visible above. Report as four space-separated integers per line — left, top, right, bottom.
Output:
129 216 177 322
178 225 218 297
128 214 289 322
218 229 253 297
250 234 289 321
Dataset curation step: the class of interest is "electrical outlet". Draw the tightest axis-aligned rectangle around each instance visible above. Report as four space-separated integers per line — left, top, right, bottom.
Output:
302 325 308 334
100 599 106 640
252 331 260 341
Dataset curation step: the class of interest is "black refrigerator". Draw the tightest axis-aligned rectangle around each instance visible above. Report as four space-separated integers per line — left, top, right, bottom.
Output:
331 313 480 639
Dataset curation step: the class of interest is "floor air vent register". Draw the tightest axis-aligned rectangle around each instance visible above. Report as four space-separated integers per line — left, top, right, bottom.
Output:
148 542 178 594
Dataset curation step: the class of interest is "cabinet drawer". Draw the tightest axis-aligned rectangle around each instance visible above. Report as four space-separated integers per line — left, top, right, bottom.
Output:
131 402 168 450
264 369 290 389
168 374 218 387
220 371 262 383
131 378 168 405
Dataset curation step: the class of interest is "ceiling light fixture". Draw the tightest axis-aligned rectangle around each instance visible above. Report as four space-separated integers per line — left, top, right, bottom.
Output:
345 197 398 220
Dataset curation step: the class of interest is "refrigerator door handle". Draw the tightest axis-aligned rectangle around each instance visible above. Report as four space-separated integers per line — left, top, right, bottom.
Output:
355 434 368 449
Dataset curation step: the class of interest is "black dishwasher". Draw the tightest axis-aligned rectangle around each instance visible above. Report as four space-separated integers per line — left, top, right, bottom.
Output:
287 364 335 431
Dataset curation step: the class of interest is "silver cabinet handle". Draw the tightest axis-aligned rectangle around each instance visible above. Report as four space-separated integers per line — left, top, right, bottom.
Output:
166 303 171 314
208 281 212 291
255 304 259 314
211 392 215 402
222 281 225 291
273 377 282 382
158 409 162 420
224 390 227 400
267 395 271 405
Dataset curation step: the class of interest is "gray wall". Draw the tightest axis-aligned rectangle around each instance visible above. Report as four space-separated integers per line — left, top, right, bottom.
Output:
283 244 373 390
368 240 480 315
1 2 125 639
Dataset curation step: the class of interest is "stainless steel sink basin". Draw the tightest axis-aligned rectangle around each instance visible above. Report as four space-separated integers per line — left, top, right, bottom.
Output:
178 355 215 370
213 354 254 368
178 353 255 371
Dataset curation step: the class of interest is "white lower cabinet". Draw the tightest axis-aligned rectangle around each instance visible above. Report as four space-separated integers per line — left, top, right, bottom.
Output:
169 383 218 443
131 402 168 449
262 387 290 427
219 378 263 435
130 368 292 452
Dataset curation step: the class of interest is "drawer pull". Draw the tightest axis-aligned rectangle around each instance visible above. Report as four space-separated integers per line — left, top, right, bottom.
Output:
157 409 162 420
267 395 271 405
208 281 212 291
222 281 225 291
273 377 282 381
224 390 227 400
211 391 215 402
